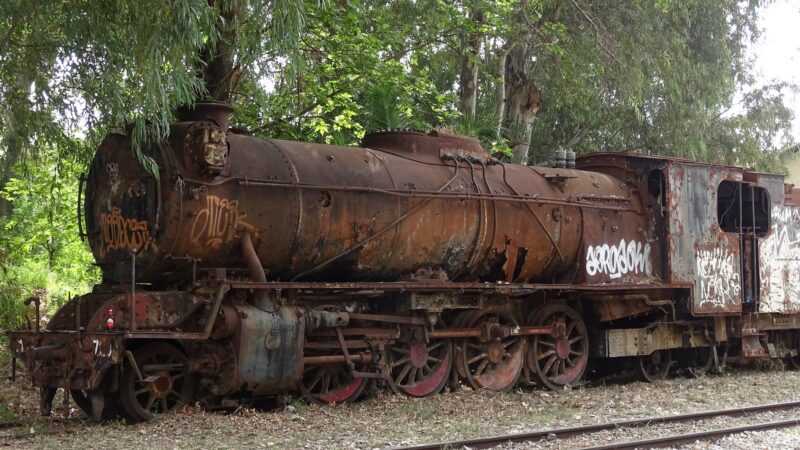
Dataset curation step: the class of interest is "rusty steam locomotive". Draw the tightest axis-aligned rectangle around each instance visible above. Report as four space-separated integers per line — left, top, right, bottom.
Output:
9 102 800 421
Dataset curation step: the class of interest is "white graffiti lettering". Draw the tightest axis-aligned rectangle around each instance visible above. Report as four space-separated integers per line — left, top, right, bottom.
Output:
696 248 741 307
759 205 800 313
92 339 112 358
585 239 652 279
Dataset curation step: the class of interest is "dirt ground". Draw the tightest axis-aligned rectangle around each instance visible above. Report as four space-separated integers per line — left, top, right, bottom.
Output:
2 344 800 450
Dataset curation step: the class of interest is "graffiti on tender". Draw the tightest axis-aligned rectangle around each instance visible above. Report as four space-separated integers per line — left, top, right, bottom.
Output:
759 206 800 313
99 207 158 257
585 239 652 279
696 248 741 307
190 195 253 248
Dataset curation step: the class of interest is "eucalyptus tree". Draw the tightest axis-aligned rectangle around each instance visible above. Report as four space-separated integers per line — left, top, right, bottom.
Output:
523 0 794 169
444 0 793 168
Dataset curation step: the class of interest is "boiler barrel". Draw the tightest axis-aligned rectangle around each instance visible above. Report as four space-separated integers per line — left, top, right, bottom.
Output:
85 126 633 284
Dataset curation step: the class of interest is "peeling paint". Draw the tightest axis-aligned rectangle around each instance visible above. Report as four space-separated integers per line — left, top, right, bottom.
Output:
696 247 741 307
760 205 800 313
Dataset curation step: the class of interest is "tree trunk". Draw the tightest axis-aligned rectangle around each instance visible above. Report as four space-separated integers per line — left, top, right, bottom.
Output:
458 2 483 121
0 69 34 218
493 34 524 137
0 119 21 218
503 44 541 164
200 2 240 102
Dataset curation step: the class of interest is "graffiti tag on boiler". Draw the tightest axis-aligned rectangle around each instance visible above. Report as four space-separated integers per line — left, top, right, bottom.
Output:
190 195 253 248
696 248 741 307
585 239 652 279
99 207 158 257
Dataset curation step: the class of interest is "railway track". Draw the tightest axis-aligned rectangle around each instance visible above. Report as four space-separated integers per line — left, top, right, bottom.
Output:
394 400 800 450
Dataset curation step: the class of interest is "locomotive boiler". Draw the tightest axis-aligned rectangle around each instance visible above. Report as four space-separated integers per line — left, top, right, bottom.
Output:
9 102 800 422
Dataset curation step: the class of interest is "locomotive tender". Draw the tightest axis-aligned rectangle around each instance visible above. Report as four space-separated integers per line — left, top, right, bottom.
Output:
8 102 800 421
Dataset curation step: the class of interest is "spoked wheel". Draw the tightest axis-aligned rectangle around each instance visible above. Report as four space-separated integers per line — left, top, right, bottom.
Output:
684 347 713 378
786 332 800 370
458 307 525 392
299 361 368 404
527 304 589 390
386 332 452 397
638 349 672 382
120 343 196 422
39 387 57 416
714 341 729 373
71 389 122 421
300 305 369 404
70 390 92 416
450 311 477 390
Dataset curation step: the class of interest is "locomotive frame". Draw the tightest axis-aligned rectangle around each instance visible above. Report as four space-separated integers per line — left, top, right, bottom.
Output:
8 102 800 421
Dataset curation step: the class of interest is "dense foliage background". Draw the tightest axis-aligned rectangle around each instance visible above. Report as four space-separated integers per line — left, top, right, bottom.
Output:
0 0 796 330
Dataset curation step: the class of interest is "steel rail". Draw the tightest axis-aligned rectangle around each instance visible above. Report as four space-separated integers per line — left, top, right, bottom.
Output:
583 418 800 450
391 400 800 450
0 421 20 429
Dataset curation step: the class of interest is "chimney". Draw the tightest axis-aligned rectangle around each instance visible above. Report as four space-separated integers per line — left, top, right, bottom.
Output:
177 101 234 130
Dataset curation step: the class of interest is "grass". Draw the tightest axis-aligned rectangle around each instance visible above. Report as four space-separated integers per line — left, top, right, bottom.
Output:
0 402 17 422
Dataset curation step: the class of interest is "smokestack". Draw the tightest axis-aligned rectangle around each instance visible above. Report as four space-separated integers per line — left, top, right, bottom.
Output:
178 101 234 130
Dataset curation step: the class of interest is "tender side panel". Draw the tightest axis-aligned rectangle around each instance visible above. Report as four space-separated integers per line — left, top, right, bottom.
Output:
760 203 800 313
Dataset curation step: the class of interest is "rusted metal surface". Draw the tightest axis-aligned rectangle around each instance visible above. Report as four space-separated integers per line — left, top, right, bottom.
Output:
576 154 670 285
426 326 552 339
579 153 775 316
83 116 654 287
666 164 744 314
597 323 707 358
759 199 800 314
528 304 588 389
19 102 800 421
235 304 305 394
224 280 694 292
9 331 122 391
302 354 371 365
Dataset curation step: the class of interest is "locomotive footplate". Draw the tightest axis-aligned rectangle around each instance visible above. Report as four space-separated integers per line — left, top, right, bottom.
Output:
9 330 123 391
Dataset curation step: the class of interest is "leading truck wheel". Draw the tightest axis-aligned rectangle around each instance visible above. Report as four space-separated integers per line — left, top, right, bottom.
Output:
120 343 196 422
684 347 713 378
527 304 589 390
70 389 92 416
638 349 672 382
458 307 525 392
787 332 800 369
71 389 124 421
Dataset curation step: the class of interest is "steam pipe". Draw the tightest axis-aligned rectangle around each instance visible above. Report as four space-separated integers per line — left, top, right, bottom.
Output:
241 232 276 312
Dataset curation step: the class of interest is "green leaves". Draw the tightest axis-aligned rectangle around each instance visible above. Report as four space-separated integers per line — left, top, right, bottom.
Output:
0 0 794 333
234 0 456 144
0 143 99 331
364 83 411 131
524 0 794 167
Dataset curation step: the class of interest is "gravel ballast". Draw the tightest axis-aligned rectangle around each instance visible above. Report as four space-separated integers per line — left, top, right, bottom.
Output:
3 364 800 449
